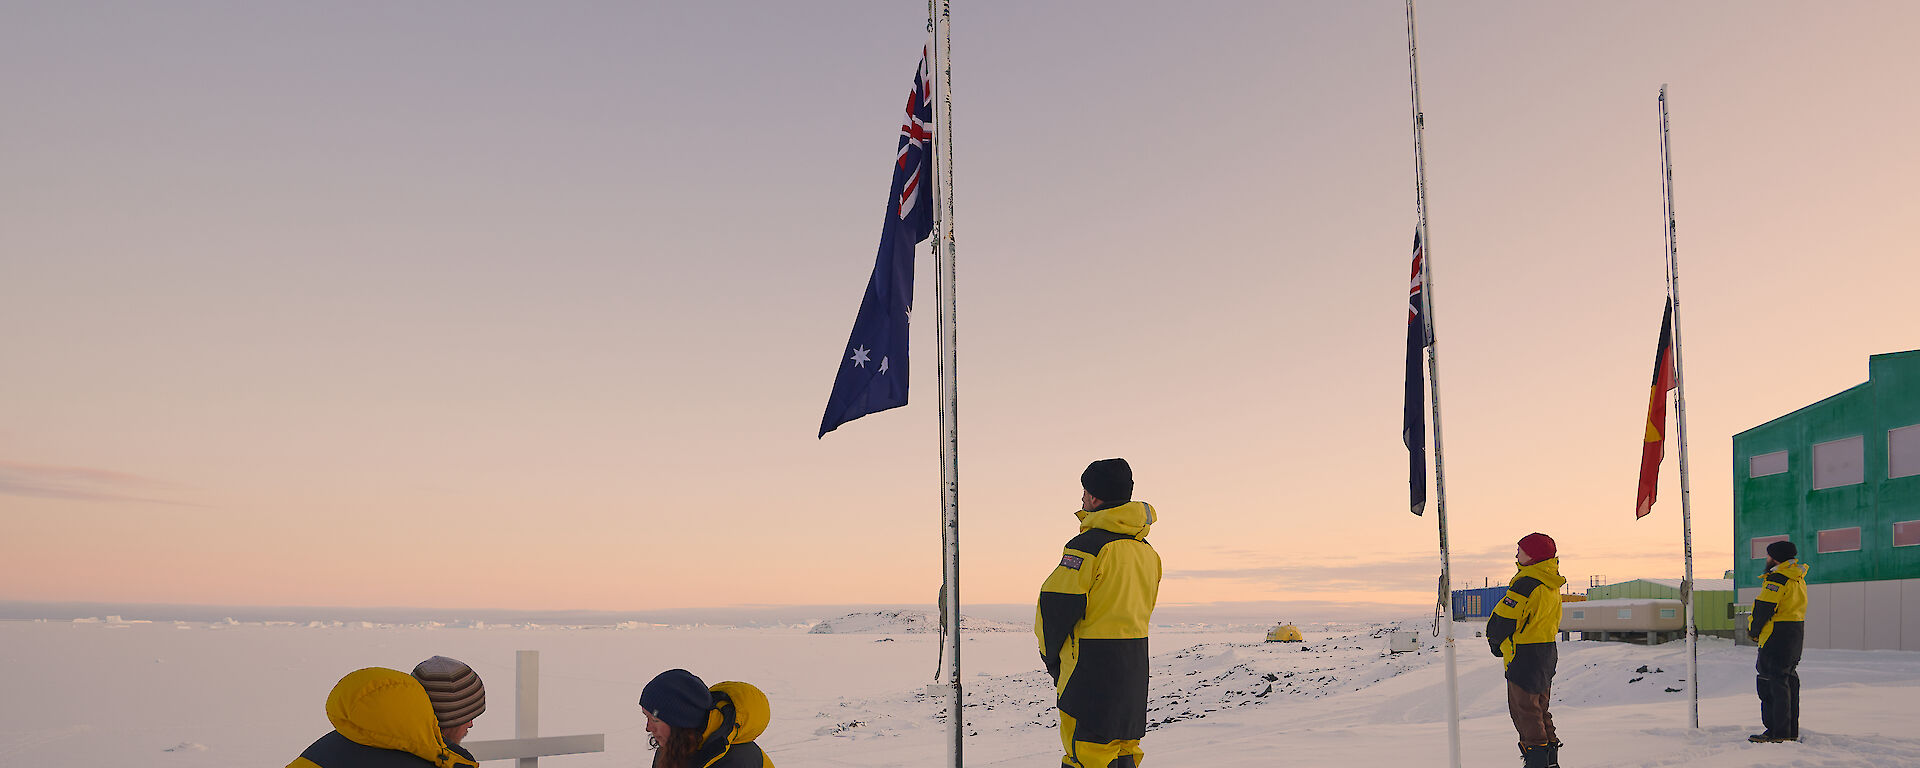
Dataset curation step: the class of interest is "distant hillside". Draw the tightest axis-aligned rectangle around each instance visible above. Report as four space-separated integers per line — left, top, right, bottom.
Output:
807 609 1025 634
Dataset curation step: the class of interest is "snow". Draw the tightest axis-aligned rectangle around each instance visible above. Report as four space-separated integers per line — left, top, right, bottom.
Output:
2 616 1918 766
806 610 1026 634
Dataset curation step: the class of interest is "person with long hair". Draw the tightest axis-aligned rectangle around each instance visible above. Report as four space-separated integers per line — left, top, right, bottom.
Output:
639 669 773 768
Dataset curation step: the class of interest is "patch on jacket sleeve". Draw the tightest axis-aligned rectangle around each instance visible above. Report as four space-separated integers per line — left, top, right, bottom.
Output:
1059 554 1084 570
1764 582 1780 592
1501 596 1518 608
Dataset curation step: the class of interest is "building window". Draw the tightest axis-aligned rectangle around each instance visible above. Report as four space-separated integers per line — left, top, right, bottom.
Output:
1571 610 1585 620
1749 450 1789 478
1751 535 1790 559
1817 527 1862 553
1893 521 1920 548
1616 608 1633 619
1892 424 1920 480
1812 436 1864 489
1660 608 1677 619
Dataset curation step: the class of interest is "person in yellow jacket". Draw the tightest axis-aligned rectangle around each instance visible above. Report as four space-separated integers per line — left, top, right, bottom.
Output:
639 668 775 768
1748 539 1808 743
1036 458 1162 768
288 667 479 768
1486 533 1565 768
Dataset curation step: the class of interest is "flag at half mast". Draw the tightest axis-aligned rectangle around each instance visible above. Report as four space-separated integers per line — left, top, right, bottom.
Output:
1636 299 1677 518
1403 231 1431 515
818 50 936 438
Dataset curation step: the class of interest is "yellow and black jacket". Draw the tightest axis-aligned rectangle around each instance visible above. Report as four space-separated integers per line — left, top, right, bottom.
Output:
1485 558 1566 695
1749 559 1808 647
288 667 478 768
1035 500 1162 743
689 680 775 768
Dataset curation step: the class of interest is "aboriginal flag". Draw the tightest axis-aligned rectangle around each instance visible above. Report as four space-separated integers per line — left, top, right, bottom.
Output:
1635 300 1676 519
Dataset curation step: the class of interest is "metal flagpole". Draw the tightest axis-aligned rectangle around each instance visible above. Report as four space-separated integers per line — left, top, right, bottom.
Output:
1406 3 1462 765
928 0 963 765
1658 84 1699 730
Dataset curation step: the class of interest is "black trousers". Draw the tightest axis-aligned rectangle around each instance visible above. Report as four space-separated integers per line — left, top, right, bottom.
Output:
1755 621 1804 738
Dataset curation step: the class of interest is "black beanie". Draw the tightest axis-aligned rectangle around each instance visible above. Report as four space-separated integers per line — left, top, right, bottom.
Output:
1767 540 1797 562
639 669 711 729
1081 458 1133 503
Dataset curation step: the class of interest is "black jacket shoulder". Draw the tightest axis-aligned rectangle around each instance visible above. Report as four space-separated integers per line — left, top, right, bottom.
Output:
298 731 440 768
1066 528 1134 554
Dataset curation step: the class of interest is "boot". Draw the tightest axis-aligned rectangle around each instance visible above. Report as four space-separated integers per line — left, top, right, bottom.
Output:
1544 740 1561 767
1521 742 1552 768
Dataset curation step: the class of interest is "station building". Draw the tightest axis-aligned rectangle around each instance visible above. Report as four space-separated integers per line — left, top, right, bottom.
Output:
1450 585 1583 622
1732 349 1920 651
1586 578 1736 638
1451 586 1508 621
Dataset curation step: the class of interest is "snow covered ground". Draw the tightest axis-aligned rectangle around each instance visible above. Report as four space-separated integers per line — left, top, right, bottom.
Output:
4 612 1918 767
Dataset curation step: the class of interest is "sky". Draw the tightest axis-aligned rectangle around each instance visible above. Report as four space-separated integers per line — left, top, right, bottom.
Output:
3 1 1916 614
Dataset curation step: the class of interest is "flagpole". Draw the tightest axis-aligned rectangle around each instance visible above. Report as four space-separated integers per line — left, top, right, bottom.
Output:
1406 3 1462 766
1658 84 1699 730
928 1 963 765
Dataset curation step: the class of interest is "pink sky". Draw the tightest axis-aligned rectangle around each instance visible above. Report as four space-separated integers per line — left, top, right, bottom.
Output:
4 2 1916 612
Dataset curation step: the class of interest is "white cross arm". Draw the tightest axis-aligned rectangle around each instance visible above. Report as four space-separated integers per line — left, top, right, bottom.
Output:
462 734 605 762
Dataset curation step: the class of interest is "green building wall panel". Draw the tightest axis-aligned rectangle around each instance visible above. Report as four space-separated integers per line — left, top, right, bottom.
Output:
1733 350 1920 592
1872 351 1920 581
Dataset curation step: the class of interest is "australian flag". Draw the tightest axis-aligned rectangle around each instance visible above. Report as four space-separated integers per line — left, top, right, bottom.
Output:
819 50 936 438
1403 231 1431 515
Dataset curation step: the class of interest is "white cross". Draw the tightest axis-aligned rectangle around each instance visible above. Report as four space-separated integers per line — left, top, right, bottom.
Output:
462 651 605 765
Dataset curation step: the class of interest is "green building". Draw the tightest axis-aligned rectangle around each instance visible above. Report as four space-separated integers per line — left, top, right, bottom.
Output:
1586 578 1736 637
1731 349 1920 651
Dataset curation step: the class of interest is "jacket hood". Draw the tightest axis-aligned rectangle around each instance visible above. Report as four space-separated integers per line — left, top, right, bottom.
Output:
325 667 475 768
703 681 770 745
1770 559 1809 581
1075 500 1155 538
1517 557 1567 590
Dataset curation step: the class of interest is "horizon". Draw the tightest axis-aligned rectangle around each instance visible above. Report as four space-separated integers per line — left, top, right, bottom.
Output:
0 597 1430 627
5 2 1916 612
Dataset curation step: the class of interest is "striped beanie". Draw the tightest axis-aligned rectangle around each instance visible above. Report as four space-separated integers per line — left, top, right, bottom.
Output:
412 656 486 728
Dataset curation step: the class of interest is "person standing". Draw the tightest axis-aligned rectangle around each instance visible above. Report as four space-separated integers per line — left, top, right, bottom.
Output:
1749 539 1808 743
1487 532 1565 768
411 656 486 764
1036 458 1162 768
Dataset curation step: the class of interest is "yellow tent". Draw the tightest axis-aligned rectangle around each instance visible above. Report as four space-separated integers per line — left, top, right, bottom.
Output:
1264 622 1303 643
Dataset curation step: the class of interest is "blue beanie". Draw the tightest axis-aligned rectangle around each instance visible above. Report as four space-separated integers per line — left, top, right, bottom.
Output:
639 669 711 729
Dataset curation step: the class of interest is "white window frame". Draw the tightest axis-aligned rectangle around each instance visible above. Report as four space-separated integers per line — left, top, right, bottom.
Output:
1750 535 1790 559
1817 526 1862 553
1616 608 1633 620
1812 435 1865 490
1894 520 1920 548
1891 424 1920 480
1749 450 1789 478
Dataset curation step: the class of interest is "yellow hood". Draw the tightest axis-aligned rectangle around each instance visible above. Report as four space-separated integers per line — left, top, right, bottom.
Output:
1076 500 1155 539
704 680 770 744
325 667 475 768
1770 559 1809 582
1517 557 1567 591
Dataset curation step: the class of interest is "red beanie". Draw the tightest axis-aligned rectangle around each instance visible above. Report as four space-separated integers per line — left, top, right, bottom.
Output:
1519 533 1556 563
